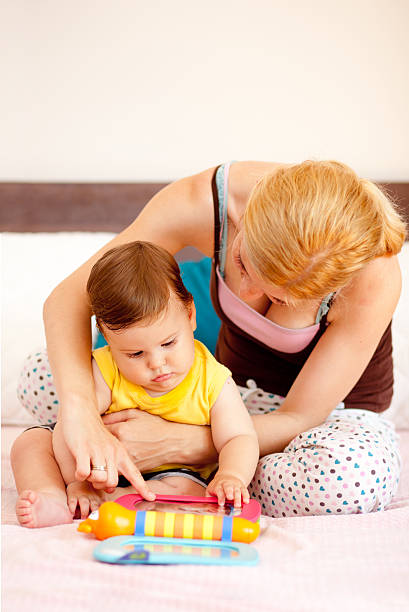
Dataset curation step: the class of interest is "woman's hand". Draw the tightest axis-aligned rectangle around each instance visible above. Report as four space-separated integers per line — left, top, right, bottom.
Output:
61 406 155 500
102 409 218 472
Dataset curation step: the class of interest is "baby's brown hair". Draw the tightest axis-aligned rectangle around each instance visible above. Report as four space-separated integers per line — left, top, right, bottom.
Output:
87 241 193 330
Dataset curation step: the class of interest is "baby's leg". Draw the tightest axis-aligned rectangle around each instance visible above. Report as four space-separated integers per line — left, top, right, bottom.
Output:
52 421 81 485
148 476 206 497
11 427 73 528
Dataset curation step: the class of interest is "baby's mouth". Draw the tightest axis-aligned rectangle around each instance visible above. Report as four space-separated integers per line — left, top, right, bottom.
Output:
152 373 173 383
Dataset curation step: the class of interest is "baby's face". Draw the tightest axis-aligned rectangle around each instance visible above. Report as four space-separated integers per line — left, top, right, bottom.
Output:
102 296 196 396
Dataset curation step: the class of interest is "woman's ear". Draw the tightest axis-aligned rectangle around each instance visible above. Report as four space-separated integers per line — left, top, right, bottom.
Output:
189 300 197 332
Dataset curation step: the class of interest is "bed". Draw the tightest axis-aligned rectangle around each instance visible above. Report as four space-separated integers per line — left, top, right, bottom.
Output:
2 180 409 611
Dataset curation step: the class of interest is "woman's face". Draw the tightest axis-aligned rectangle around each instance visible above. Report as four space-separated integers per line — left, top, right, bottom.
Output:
231 232 291 306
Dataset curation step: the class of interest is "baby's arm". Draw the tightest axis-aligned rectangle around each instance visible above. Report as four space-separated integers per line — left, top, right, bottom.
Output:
207 377 259 507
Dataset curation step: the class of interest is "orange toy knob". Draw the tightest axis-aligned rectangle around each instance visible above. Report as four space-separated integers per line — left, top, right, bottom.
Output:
78 502 135 540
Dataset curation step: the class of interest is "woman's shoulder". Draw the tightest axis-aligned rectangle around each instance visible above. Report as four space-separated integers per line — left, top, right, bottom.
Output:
148 160 284 217
357 255 402 304
155 162 284 252
125 162 287 255
328 255 402 324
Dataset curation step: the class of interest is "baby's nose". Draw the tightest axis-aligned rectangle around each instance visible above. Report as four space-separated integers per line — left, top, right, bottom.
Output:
148 352 165 370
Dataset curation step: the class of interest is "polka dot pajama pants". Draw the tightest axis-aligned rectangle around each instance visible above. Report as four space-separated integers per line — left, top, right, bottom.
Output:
239 381 401 517
18 352 401 518
17 351 59 424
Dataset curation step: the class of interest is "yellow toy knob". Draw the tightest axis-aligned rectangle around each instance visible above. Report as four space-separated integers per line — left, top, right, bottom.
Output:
78 502 135 540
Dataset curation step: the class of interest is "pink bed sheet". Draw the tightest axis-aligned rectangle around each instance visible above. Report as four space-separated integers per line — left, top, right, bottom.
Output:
2 425 409 612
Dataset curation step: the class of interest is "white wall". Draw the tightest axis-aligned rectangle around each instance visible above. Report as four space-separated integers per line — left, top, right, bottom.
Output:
1 0 408 182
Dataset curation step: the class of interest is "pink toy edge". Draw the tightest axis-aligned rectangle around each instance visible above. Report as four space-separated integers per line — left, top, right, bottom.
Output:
114 493 261 522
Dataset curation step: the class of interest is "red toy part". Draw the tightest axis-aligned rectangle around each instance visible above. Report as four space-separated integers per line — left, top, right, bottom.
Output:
114 493 261 522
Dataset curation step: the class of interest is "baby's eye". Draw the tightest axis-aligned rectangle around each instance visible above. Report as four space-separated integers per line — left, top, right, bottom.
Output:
162 338 176 347
127 351 143 358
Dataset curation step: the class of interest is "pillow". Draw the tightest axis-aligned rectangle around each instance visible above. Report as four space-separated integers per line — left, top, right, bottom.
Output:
1 232 116 425
180 257 221 354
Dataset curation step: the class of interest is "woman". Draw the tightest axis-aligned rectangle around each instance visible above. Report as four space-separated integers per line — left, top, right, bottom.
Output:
13 160 406 517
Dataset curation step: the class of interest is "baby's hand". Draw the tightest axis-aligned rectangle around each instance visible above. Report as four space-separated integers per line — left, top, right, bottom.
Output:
66 481 104 519
206 472 250 508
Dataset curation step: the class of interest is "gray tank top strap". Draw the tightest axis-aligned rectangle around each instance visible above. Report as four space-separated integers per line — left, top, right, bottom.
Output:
315 292 336 324
214 162 232 278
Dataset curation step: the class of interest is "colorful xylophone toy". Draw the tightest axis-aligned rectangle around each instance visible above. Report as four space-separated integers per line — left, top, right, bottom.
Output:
78 500 260 543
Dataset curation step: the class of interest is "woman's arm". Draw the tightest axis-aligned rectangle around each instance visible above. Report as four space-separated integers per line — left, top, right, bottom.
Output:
44 168 217 488
102 409 218 471
255 254 402 455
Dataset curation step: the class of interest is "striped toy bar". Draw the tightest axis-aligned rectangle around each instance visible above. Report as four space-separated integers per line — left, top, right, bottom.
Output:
134 510 235 541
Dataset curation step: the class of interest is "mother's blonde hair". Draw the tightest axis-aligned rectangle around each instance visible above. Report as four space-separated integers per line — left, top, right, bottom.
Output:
243 160 406 300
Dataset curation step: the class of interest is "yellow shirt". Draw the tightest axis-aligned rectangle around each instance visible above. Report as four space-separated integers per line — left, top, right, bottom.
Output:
93 340 231 479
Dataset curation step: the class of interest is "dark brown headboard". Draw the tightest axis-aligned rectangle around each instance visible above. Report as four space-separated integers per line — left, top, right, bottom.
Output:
0 183 168 233
0 182 202 261
1 181 409 241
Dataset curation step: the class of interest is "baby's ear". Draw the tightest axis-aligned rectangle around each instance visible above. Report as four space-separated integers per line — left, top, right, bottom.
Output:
189 300 197 332
96 319 107 340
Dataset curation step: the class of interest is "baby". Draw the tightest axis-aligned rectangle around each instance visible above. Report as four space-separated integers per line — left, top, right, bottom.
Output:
14 241 259 526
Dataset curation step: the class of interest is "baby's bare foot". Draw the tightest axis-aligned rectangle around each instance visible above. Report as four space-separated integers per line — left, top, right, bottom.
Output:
66 481 104 519
16 490 73 528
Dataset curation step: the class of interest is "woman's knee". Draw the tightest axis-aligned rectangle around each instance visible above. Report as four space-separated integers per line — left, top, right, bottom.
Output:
16 349 59 425
249 440 400 517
